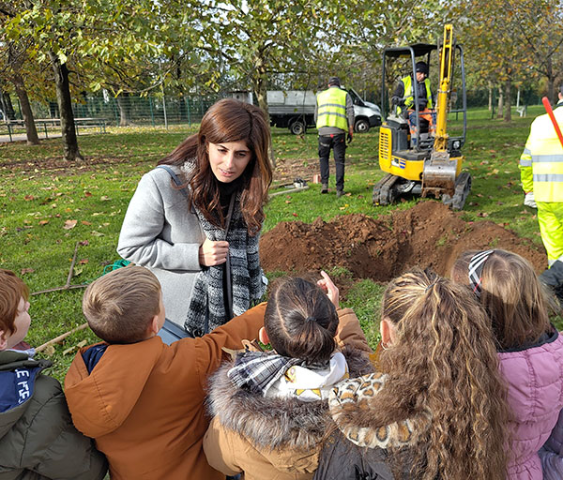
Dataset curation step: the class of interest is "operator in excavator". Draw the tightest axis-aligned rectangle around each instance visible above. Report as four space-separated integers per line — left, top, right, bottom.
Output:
520 85 563 301
392 61 435 147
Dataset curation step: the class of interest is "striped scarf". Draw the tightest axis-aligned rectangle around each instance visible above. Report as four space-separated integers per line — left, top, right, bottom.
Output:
183 189 266 336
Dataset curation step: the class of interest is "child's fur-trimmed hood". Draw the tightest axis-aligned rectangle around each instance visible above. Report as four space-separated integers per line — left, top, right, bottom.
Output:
207 345 374 451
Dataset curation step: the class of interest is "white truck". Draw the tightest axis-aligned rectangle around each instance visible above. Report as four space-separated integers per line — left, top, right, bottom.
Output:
230 89 382 135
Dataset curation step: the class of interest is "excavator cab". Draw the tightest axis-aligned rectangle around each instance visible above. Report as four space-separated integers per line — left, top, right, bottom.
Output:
373 25 471 210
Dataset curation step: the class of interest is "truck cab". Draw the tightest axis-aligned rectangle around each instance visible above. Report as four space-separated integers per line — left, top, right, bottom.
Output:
346 88 382 133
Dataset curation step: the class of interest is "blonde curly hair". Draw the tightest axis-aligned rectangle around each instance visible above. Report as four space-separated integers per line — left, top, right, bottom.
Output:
377 268 510 480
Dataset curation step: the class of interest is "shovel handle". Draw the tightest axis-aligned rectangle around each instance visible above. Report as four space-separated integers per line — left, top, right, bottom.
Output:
542 96 563 149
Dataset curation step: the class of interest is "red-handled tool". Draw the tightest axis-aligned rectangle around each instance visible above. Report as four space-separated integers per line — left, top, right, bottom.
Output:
542 96 563 149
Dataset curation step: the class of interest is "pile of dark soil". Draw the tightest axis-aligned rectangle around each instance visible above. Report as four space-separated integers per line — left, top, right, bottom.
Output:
260 201 546 282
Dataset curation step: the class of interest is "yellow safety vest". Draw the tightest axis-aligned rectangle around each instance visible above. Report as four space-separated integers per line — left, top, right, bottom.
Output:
519 105 563 203
401 76 433 110
316 87 349 131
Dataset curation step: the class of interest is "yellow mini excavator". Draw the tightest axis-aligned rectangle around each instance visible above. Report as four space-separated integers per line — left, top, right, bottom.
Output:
373 24 471 210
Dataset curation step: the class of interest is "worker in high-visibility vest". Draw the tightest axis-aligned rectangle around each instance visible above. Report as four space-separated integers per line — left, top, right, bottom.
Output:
520 86 563 298
315 76 354 198
392 62 435 147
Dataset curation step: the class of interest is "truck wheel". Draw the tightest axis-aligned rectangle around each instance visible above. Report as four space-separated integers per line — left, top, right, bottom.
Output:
289 119 306 135
354 119 370 133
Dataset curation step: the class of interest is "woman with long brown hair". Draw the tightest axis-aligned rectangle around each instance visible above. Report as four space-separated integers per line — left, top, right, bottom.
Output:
118 99 272 342
315 268 510 480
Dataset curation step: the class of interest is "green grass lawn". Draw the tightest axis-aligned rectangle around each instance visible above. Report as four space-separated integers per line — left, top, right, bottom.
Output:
0 108 549 380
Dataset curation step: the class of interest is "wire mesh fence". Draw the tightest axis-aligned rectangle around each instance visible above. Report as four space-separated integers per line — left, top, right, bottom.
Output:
0 88 545 143
3 93 219 126
0 93 221 142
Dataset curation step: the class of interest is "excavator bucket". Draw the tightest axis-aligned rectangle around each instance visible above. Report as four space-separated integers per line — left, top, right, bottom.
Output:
422 152 457 198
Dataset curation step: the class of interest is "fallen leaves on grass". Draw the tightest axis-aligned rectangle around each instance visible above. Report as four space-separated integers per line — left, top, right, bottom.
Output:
63 219 77 230
63 340 88 356
43 345 56 357
20 268 34 275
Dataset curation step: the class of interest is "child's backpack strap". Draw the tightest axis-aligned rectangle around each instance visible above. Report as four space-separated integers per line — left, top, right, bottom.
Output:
157 165 189 199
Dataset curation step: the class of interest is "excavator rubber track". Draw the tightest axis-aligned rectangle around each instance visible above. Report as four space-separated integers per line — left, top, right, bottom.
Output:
372 174 401 206
373 174 421 206
441 172 472 210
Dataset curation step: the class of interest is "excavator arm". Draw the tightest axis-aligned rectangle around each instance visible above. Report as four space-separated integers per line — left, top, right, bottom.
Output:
433 24 454 152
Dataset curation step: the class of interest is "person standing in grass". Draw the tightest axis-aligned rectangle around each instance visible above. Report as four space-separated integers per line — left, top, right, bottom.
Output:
315 76 354 198
64 265 267 480
519 87 563 299
118 99 273 342
0 269 107 480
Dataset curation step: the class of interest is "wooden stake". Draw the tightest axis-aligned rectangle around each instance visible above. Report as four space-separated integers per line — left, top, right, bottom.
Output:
35 322 89 353
65 241 80 288
32 241 88 296
269 185 310 198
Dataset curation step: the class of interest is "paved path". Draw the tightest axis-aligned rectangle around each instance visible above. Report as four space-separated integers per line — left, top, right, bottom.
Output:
0 131 104 144
0 132 62 143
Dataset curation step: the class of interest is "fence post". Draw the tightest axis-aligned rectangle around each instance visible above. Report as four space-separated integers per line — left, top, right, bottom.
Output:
187 97 191 126
162 94 168 130
184 95 192 127
149 96 155 127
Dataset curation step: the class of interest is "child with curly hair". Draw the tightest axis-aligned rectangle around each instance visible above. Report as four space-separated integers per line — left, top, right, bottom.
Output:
316 268 510 480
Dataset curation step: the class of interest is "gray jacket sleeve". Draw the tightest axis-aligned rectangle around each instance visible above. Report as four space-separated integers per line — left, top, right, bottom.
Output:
17 376 107 480
346 93 355 129
117 169 203 271
540 408 563 480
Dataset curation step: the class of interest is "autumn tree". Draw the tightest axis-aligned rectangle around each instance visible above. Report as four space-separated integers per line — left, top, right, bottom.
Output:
1 0 164 160
508 0 563 103
184 0 331 115
0 37 40 145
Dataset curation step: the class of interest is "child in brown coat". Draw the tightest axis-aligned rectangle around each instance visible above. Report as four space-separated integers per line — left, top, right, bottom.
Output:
203 271 374 480
64 265 265 480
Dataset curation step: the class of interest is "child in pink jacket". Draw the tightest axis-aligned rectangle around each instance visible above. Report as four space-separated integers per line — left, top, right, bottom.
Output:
452 249 563 480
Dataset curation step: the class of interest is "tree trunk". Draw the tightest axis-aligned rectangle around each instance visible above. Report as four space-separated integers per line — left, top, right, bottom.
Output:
504 77 512 122
548 77 556 105
253 73 269 118
11 74 39 145
50 53 82 161
116 93 132 126
546 57 556 104
497 86 504 119
251 55 275 167
488 83 492 111
0 91 16 120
